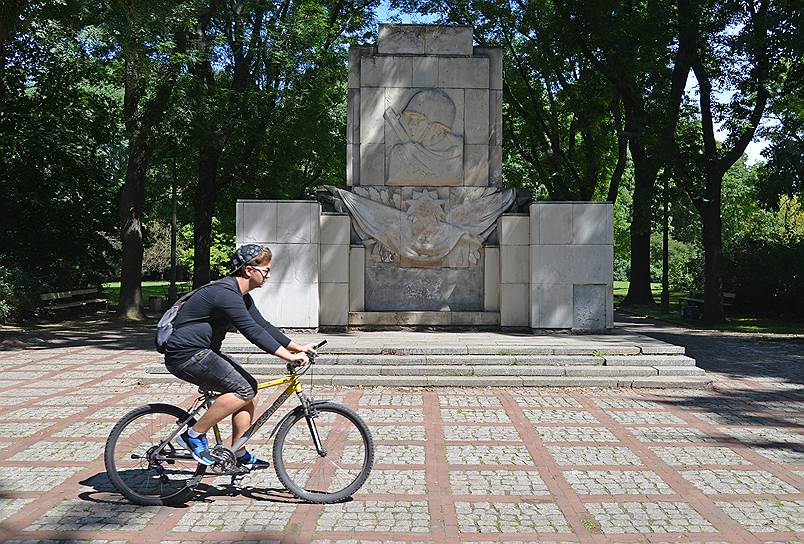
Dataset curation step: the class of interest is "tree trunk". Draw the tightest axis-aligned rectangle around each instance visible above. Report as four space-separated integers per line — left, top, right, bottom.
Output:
700 172 725 323
622 107 658 306
192 143 221 288
117 137 149 319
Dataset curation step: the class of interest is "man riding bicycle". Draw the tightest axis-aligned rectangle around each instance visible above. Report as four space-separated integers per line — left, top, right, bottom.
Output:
163 244 317 468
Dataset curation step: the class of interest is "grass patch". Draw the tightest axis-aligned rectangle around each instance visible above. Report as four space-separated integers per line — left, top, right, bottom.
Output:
615 281 803 335
102 281 191 307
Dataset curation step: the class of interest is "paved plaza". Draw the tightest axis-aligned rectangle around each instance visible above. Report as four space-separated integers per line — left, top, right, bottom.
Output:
0 318 802 543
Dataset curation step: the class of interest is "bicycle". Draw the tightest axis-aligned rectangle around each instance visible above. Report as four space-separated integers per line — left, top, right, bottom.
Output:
104 340 374 505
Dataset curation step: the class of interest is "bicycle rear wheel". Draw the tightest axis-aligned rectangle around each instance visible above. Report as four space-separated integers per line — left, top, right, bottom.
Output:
273 401 374 503
104 403 206 506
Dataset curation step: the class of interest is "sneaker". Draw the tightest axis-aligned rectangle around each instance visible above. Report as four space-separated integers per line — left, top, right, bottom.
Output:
176 430 215 466
237 450 271 469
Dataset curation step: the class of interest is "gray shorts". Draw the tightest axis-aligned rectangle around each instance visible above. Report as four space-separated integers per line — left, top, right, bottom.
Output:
165 350 257 401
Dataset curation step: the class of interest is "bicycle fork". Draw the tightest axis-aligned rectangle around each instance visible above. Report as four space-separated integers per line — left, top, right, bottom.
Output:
300 392 327 457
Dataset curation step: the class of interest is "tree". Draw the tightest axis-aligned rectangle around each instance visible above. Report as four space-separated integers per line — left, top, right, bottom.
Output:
671 0 786 322
185 0 378 287
106 1 195 318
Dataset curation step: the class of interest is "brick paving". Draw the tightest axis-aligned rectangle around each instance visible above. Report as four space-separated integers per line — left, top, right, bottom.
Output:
0 320 801 543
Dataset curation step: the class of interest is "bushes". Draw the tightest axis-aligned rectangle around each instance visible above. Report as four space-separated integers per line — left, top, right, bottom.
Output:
0 261 38 323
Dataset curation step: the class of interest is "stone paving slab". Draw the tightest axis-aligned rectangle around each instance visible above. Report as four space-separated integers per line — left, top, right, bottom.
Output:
0 321 802 543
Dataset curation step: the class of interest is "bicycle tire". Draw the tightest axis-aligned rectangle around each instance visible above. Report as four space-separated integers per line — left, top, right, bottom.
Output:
104 403 206 506
273 401 374 503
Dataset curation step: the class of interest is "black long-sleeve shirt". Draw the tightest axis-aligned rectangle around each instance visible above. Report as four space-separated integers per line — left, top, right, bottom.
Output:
163 276 290 364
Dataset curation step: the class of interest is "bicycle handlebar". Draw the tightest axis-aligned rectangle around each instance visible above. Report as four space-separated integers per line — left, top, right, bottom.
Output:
286 339 326 374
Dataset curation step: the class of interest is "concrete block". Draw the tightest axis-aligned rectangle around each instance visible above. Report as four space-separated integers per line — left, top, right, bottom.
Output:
349 246 365 311
573 284 607 331
465 89 490 145
606 283 614 328
500 283 529 327
490 90 503 145
425 26 473 55
501 245 529 284
438 57 490 89
250 280 319 328
238 200 276 243
535 203 573 244
319 283 348 326
359 143 385 185
533 283 573 328
499 215 530 245
489 145 502 187
604 355 697 367
378 24 425 55
360 88 385 144
656 366 706 376
483 246 499 311
640 344 685 355
347 89 357 144
412 57 437 87
348 46 372 89
346 144 358 186
463 144 488 186
531 244 571 284
571 245 613 284
474 46 503 90
360 56 413 87
320 244 349 283
572 203 613 244
309 204 320 244
320 214 350 245
263 243 318 285
277 201 317 243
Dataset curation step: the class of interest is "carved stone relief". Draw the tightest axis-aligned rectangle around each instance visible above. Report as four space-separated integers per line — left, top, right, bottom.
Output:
324 185 514 269
384 89 464 185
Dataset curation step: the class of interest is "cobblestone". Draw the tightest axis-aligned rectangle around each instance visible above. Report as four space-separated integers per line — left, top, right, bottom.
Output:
750 446 804 465
516 396 583 408
54 421 118 438
359 394 422 406
446 445 534 465
651 446 751 466
316 501 430 533
45 394 116 406
608 411 686 425
593 398 667 410
360 408 423 422
716 500 804 532
719 427 804 445
454 501 571 533
522 409 598 424
172 500 296 532
439 395 501 407
449 469 549 496
564 470 674 495
0 498 34 522
2 407 86 420
25 499 158 531
628 427 716 443
443 425 521 442
358 424 426 441
547 446 643 466
0 422 53 437
584 501 716 533
359 469 427 495
11 440 102 461
536 426 618 442
440 408 510 423
680 469 799 495
0 467 82 491
345 444 425 464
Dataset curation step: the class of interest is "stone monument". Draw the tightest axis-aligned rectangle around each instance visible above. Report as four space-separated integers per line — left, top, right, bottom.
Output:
236 24 614 332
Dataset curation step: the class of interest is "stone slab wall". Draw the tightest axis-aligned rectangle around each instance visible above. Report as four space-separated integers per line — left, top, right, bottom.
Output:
530 202 614 331
347 25 502 188
498 215 530 326
236 200 320 327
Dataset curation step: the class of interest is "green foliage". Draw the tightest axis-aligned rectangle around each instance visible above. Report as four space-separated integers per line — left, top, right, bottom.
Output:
0 261 39 323
178 218 235 280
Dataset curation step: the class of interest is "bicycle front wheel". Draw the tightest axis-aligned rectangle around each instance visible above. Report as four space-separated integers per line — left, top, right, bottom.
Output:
104 403 206 506
273 401 374 503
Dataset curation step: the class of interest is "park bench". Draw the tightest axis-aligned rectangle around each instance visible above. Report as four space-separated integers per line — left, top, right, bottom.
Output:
679 290 736 319
40 288 108 316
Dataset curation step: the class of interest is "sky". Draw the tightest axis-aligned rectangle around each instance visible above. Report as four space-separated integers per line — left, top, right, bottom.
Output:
376 2 769 164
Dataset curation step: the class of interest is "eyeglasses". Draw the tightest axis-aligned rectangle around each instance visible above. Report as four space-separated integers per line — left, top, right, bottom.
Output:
251 266 271 278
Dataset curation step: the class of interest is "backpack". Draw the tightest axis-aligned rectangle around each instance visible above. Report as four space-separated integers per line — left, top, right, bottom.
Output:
154 279 225 353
